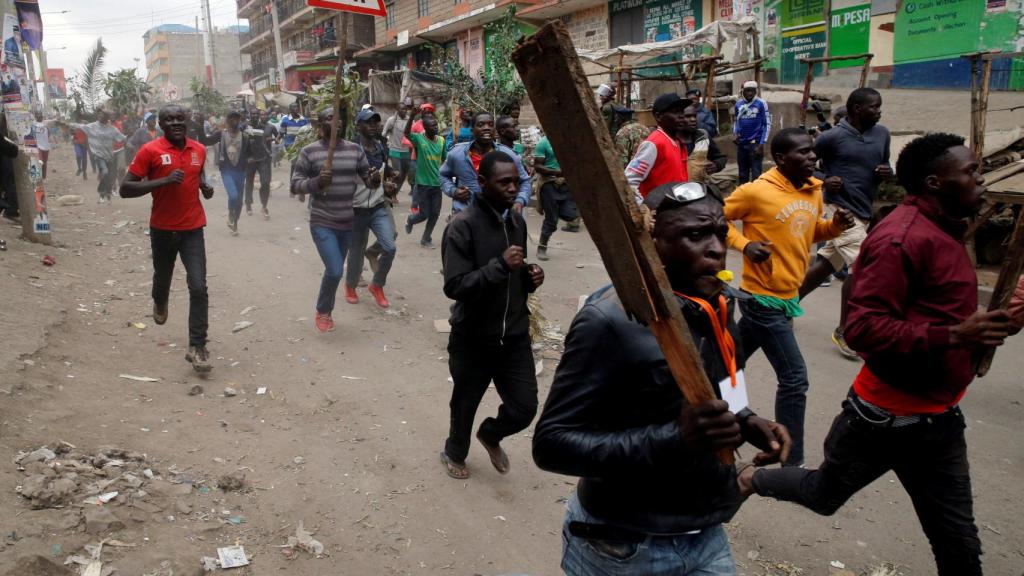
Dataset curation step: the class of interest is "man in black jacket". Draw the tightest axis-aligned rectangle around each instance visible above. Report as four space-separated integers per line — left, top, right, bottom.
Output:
440 151 545 480
533 182 789 575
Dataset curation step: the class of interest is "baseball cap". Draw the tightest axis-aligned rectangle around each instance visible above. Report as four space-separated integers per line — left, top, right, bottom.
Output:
355 109 381 123
742 80 758 89
651 93 692 115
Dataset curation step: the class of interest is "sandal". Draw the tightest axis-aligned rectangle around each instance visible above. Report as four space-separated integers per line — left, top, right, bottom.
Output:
440 451 469 480
476 432 510 474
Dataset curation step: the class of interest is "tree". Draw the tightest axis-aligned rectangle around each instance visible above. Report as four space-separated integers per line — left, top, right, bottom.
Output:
104 68 152 116
78 39 107 113
188 78 228 115
426 7 527 117
285 70 363 158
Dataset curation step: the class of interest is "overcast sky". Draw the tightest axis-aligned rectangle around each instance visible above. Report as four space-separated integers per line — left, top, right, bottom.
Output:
41 0 246 80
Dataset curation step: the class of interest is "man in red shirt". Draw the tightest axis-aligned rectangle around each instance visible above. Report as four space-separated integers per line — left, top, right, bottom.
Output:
739 133 1014 576
625 93 690 203
120 105 216 373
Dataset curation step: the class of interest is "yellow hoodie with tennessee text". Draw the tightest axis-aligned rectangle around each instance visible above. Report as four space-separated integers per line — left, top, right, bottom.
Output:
724 167 842 300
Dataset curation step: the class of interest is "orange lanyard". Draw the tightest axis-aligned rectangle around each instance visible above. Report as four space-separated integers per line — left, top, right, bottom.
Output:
674 292 737 388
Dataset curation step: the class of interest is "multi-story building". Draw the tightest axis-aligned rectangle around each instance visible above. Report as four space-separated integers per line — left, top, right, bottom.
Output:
144 24 250 100
236 0 376 103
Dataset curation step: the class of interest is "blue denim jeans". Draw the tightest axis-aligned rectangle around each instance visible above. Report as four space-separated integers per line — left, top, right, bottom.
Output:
561 493 735 576
94 157 113 197
221 167 246 223
738 297 809 466
346 203 396 288
736 141 763 184
310 226 352 314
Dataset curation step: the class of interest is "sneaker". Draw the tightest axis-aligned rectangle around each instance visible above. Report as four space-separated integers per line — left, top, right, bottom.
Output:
820 277 832 288
404 217 413 235
315 312 335 332
832 328 860 361
561 224 581 233
262 206 270 220
420 239 433 248
246 206 253 216
368 284 390 309
536 246 550 261
345 285 359 304
185 346 213 373
153 301 168 325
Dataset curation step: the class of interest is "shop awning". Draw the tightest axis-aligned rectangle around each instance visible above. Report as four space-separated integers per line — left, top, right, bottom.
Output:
576 17 759 68
517 0 602 22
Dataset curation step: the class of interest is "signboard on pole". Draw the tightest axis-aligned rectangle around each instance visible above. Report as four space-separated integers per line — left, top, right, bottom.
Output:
306 0 387 17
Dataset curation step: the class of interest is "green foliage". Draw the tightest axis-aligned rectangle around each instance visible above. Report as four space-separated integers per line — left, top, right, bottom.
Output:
104 68 152 116
285 69 364 159
426 7 526 118
188 78 228 115
78 39 107 113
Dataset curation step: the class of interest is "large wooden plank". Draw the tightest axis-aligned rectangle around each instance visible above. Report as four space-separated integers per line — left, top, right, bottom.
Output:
511 22 729 463
977 212 1024 376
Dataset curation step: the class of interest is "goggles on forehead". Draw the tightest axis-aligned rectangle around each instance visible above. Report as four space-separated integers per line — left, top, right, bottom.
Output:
665 182 706 204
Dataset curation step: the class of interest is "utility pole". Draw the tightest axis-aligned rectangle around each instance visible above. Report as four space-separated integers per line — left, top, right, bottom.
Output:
270 0 285 90
203 0 217 89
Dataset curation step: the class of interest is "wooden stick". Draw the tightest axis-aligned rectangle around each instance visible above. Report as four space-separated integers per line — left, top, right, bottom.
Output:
977 212 1024 376
965 202 1003 242
800 53 873 64
858 54 873 88
512 22 732 464
799 60 815 127
977 58 993 165
969 55 980 164
324 11 349 175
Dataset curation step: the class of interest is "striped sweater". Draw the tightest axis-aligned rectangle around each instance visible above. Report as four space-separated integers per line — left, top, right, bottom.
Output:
291 139 369 231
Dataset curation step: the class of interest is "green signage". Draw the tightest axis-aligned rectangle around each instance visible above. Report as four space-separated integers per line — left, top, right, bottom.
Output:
893 0 981 63
829 4 871 69
642 0 702 43
780 25 827 84
780 0 826 29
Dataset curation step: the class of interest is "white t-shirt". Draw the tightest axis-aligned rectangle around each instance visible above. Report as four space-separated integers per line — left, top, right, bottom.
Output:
33 122 50 151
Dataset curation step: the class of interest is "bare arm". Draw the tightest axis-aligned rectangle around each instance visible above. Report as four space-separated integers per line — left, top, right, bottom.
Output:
119 170 183 199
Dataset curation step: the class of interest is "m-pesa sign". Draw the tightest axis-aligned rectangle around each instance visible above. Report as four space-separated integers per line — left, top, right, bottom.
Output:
306 0 387 17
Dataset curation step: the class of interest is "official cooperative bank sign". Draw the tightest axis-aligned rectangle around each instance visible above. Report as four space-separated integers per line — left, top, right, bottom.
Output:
306 0 387 17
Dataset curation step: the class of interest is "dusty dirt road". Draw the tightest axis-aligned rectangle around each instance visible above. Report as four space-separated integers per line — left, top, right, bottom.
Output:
0 142 1022 576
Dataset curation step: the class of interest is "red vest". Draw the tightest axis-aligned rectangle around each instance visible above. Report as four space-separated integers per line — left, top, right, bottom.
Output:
639 128 689 198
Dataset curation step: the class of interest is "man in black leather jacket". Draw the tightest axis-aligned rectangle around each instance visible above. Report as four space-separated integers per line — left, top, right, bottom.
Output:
533 182 789 575
440 151 545 480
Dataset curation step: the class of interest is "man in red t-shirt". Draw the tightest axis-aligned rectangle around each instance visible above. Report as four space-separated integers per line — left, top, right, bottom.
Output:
120 104 216 373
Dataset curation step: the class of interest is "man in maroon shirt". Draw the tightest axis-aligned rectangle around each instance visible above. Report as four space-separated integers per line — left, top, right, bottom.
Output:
121 104 216 373
738 133 1013 576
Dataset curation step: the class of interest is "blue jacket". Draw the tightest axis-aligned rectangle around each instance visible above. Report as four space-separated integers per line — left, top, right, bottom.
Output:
696 105 718 138
440 142 531 212
733 97 771 144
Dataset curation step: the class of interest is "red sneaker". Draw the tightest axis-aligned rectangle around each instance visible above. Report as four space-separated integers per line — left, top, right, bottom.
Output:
344 285 359 304
315 313 335 332
368 284 390 309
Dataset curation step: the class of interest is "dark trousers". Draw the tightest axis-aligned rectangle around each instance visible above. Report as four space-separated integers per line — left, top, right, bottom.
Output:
150 228 209 347
445 333 539 463
736 141 763 184
752 399 980 576
408 184 442 243
739 298 808 466
244 159 271 209
540 181 579 239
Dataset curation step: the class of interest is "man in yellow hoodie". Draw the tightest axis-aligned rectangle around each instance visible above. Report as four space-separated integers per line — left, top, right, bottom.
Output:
725 127 854 466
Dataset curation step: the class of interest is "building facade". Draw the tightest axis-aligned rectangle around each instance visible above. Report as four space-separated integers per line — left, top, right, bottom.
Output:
236 0 376 104
144 24 250 100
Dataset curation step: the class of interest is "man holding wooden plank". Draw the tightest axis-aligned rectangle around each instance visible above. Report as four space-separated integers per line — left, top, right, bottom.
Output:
740 133 1015 576
534 182 790 575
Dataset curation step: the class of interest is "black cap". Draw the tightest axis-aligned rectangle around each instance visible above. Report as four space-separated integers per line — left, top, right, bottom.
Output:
612 104 634 117
652 93 692 115
685 88 701 97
